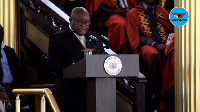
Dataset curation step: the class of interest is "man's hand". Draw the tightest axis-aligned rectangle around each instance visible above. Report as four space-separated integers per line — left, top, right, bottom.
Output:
0 91 11 108
154 43 167 52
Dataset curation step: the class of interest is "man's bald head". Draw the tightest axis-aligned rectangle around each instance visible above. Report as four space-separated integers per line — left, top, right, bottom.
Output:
71 7 89 18
69 7 90 35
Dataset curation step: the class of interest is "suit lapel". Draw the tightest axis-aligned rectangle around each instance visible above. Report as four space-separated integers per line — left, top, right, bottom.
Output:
86 37 93 48
65 28 85 50
64 28 98 50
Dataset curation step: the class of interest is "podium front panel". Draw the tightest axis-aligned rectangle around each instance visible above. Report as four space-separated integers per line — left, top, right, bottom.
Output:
63 54 139 78
86 54 139 77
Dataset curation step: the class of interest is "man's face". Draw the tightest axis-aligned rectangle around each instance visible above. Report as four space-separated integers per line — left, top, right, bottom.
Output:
143 0 156 4
0 27 3 43
70 12 90 35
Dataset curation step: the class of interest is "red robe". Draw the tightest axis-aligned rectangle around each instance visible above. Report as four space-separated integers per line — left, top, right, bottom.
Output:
86 0 139 53
51 0 67 4
86 0 140 18
126 3 174 51
126 3 174 109
160 33 174 109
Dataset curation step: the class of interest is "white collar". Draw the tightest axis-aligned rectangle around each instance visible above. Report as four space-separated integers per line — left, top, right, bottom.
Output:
1 42 5 48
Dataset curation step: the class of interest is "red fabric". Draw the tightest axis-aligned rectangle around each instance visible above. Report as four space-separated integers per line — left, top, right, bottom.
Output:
85 0 117 18
126 3 174 109
135 45 162 73
135 45 159 62
50 0 67 4
160 46 174 109
102 0 140 53
86 0 105 18
86 0 140 18
135 44 174 110
160 35 174 109
127 0 140 8
86 0 139 53
104 14 127 53
126 2 174 50
60 0 67 4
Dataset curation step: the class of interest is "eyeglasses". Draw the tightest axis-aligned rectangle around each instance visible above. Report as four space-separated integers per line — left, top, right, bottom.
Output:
71 17 91 26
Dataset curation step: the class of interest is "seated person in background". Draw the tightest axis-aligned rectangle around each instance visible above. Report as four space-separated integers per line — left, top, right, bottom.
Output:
86 0 140 53
50 0 88 16
0 24 21 111
48 7 106 112
161 33 174 111
126 0 174 111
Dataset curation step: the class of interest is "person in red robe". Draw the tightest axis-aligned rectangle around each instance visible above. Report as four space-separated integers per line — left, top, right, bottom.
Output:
161 33 174 111
126 0 174 111
86 0 140 53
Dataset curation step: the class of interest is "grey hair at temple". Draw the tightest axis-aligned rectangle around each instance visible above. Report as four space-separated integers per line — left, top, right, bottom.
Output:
71 7 89 17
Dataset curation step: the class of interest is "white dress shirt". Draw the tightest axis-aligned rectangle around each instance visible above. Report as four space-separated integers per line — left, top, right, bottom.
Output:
69 25 87 48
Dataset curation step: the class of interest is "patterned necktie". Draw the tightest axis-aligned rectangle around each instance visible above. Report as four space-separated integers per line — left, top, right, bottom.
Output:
147 7 162 42
79 36 86 48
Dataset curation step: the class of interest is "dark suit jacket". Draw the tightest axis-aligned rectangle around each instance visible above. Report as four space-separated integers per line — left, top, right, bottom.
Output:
48 27 105 76
48 28 105 112
0 45 21 107
0 46 21 88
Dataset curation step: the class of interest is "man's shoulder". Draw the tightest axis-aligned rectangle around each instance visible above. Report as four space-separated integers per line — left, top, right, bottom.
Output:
3 45 15 54
4 45 14 51
128 4 144 14
53 28 70 36
50 28 73 39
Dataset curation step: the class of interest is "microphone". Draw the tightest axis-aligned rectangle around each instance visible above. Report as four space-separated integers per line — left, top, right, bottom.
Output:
88 35 99 41
86 31 110 49
97 34 110 49
85 31 99 41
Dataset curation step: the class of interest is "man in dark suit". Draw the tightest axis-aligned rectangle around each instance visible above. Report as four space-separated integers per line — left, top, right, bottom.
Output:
0 24 21 111
48 7 106 112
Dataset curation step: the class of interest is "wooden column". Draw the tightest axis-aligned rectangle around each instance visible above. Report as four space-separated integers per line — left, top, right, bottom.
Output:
175 0 200 111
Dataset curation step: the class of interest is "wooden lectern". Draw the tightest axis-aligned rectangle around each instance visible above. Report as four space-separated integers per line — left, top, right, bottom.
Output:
63 54 139 112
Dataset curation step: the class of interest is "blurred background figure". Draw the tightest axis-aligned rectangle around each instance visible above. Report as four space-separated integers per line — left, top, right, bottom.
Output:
0 24 21 111
86 0 140 54
126 0 174 111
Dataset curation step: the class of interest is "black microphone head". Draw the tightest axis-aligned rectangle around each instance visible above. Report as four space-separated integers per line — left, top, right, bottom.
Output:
100 35 110 43
98 34 110 49
85 31 99 41
86 31 110 49
89 35 99 41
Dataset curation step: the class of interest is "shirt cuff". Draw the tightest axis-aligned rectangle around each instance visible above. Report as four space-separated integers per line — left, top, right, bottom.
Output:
150 41 156 46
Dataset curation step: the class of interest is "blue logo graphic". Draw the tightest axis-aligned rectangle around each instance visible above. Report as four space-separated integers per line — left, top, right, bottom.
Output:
169 7 189 26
